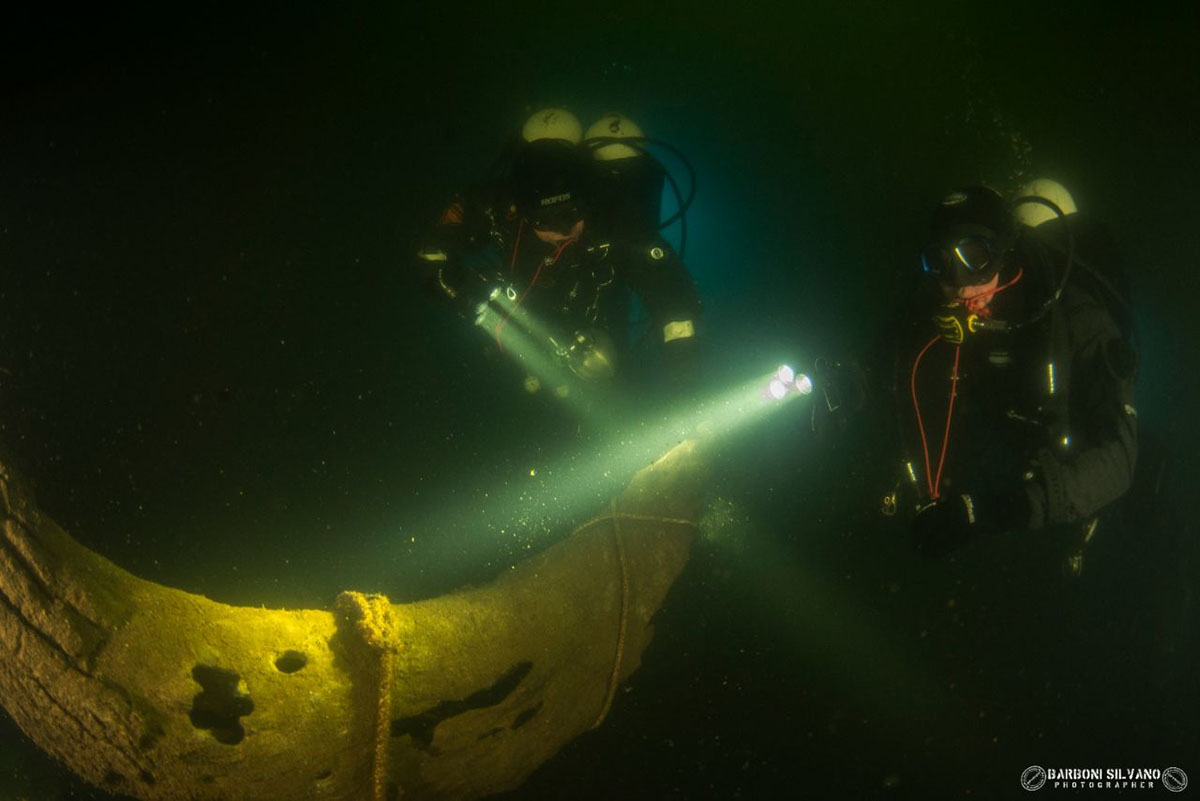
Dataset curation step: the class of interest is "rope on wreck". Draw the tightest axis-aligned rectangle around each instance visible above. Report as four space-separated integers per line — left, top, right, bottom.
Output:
580 505 697 729
570 512 696 537
593 498 630 729
338 591 399 801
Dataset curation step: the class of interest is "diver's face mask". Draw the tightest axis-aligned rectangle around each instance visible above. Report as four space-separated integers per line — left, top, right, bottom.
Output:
526 198 584 236
511 139 588 236
921 235 1001 287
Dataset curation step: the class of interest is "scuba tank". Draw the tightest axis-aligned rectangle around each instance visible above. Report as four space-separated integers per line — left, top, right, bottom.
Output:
492 109 696 253
583 113 667 241
582 112 697 257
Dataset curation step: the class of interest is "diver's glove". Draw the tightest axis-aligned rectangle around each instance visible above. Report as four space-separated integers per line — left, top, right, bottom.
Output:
910 488 1030 558
809 357 866 443
414 244 507 318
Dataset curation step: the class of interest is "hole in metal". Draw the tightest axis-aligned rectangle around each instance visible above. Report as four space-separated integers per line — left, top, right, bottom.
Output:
274 650 308 674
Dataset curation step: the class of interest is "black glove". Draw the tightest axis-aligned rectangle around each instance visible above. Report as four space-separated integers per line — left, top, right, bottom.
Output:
416 242 505 317
910 496 976 558
910 489 1030 558
809 358 866 443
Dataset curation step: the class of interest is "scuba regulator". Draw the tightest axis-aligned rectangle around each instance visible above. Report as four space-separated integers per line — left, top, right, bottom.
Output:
924 192 1076 344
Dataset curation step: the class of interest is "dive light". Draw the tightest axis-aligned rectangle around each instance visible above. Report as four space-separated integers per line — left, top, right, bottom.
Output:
767 365 813 401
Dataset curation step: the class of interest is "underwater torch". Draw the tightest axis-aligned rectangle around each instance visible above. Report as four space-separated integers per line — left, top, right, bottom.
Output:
766 364 813 401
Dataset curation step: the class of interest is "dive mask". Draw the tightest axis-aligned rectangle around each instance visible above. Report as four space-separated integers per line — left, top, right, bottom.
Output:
527 198 583 234
512 139 588 233
921 234 1000 286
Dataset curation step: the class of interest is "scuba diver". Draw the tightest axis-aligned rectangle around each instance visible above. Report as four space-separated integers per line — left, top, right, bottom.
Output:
824 181 1138 569
413 108 701 399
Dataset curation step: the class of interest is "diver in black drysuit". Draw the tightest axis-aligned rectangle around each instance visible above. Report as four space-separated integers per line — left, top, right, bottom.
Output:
412 119 701 398
818 186 1138 566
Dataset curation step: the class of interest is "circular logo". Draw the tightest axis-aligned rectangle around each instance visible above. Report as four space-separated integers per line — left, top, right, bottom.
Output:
1021 765 1047 791
1162 767 1188 793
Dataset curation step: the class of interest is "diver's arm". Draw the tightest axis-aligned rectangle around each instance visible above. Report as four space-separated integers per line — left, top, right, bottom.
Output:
1025 302 1138 528
412 190 496 304
413 194 472 301
624 239 702 364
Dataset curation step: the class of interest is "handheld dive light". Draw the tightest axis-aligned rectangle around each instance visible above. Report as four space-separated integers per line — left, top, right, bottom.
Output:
766 365 813 401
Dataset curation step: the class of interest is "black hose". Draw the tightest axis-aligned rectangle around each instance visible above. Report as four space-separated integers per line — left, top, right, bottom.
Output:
638 139 697 227
1004 195 1074 331
581 135 698 257
660 163 689 258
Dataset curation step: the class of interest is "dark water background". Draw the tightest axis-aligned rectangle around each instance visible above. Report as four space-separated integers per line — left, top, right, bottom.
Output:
2 2 1198 798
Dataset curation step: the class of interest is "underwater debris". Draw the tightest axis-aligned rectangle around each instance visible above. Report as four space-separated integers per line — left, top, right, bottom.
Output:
0 441 705 800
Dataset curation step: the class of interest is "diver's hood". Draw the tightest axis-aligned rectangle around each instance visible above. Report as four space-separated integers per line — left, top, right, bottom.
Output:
510 139 589 229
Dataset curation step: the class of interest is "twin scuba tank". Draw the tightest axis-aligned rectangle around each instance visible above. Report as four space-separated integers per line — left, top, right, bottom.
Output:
582 113 671 242
512 107 689 246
